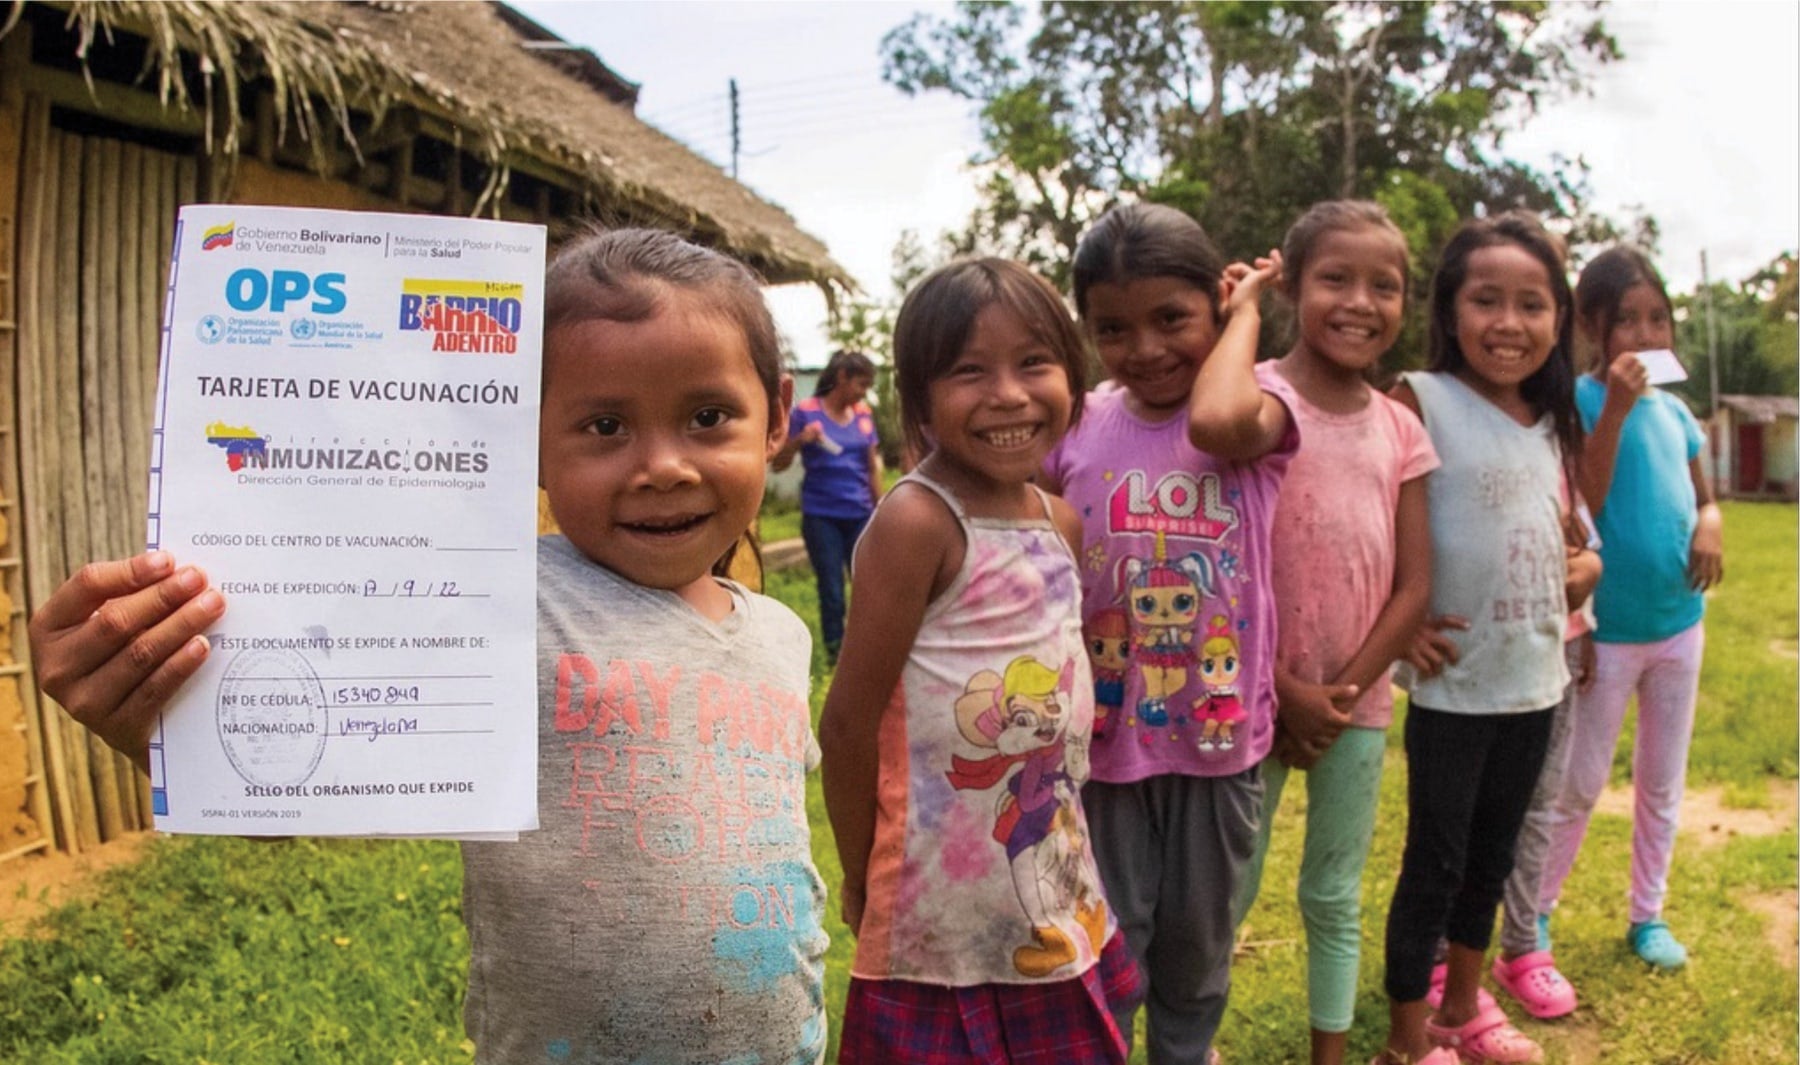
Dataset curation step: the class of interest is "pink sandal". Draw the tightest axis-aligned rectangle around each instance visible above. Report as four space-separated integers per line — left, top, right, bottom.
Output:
1425 961 1497 1012
1427 1003 1544 1064
1491 950 1577 1019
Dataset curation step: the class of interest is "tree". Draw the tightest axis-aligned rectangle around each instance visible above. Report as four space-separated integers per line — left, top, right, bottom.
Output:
826 229 946 465
882 1 1627 366
1670 252 1800 414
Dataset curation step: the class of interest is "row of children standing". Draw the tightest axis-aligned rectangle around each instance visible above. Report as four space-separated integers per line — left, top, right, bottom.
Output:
27 197 1718 1065
817 199 1720 1065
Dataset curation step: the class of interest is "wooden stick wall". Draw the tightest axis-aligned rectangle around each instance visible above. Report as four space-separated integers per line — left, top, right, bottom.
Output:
10 93 195 855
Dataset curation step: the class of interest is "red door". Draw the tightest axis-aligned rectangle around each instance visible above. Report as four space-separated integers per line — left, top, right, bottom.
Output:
1737 422 1765 494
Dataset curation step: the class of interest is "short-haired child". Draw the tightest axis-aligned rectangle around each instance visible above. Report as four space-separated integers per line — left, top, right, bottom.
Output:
1227 201 1439 1065
1041 201 1292 1063
820 258 1138 1064
29 228 831 1064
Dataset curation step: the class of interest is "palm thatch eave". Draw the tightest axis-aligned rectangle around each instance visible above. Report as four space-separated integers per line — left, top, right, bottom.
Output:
24 0 851 292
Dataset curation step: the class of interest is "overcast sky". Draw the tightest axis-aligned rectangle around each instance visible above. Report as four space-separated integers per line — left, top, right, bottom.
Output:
512 0 1799 368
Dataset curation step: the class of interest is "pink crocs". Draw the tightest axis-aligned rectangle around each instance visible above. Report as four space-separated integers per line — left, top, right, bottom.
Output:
1490 950 1577 1020
1426 1003 1544 1065
1425 961 1497 1012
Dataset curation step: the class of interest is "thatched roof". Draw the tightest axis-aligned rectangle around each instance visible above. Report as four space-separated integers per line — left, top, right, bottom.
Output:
32 0 849 290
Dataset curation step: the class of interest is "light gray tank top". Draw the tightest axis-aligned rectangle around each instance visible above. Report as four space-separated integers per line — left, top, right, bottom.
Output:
1399 372 1569 714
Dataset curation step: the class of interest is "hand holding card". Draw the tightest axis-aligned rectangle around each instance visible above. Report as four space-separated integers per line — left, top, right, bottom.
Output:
1634 348 1688 385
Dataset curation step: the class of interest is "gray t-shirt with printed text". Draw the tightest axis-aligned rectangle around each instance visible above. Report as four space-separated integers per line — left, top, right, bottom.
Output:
460 535 827 1064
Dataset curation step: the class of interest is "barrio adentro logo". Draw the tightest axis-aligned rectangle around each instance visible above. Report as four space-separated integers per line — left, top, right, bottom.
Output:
398 279 524 353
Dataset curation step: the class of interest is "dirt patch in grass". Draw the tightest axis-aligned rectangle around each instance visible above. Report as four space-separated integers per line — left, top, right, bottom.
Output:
1739 888 1799 970
1532 1013 1604 1065
1593 780 1796 848
1768 638 1798 660
0 832 156 938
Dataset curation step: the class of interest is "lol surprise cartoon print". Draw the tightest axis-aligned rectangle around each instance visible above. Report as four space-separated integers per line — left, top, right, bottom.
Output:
1193 615 1246 751
1115 532 1217 726
1083 608 1130 738
1042 381 1296 784
948 656 1111 976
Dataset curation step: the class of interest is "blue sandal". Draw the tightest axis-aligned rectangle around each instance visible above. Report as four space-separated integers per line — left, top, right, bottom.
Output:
1627 919 1688 970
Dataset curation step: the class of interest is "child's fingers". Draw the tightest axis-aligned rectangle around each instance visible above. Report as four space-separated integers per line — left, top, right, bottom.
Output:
30 553 175 635
83 634 212 772
33 566 213 694
53 586 225 733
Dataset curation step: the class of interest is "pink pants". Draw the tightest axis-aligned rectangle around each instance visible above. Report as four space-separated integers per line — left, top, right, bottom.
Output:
1538 621 1704 924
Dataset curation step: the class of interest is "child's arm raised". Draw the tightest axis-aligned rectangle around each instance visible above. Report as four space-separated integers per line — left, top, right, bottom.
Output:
819 485 958 936
1577 355 1649 514
28 552 227 773
1188 252 1290 461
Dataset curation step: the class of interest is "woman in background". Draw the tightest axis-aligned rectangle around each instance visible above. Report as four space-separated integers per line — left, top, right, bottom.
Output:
773 348 883 662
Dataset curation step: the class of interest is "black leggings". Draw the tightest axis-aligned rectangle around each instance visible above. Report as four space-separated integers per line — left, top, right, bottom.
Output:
1384 704 1554 1002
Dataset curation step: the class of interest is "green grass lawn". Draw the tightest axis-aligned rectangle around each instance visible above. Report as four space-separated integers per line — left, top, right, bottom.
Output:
2 503 1793 1062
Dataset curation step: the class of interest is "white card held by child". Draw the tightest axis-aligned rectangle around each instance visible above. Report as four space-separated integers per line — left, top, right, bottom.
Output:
146 205 545 837
1635 348 1688 385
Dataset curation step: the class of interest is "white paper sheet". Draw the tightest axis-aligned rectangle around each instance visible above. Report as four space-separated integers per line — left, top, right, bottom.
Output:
145 205 543 837
1635 348 1689 385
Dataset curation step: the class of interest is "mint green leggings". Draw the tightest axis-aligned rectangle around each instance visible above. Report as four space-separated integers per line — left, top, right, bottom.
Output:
1231 726 1387 1033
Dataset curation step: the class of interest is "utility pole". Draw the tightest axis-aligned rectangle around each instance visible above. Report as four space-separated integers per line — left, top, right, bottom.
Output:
729 78 740 180
1702 249 1722 489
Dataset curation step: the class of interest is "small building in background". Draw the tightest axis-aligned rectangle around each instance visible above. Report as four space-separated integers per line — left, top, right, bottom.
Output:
1707 394 1799 500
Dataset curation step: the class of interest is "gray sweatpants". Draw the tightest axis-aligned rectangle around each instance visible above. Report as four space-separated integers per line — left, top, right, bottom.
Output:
1084 768 1263 1064
1499 636 1587 956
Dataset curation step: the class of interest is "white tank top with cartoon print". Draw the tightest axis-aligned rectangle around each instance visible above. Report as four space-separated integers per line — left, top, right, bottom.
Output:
850 471 1115 986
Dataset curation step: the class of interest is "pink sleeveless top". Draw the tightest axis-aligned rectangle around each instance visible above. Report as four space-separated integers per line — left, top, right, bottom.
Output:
852 472 1115 986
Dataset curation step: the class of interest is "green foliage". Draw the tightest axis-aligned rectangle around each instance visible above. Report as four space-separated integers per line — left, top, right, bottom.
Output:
826 229 944 466
1668 252 1799 413
881 0 1631 367
0 837 468 1063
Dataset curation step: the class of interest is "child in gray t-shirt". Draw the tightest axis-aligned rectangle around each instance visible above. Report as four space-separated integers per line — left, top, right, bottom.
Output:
29 229 829 1064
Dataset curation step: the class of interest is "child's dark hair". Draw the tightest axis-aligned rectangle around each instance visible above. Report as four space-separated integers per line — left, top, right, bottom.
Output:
544 227 782 417
815 349 877 397
892 258 1087 459
1071 202 1226 319
1280 200 1409 299
1574 247 1672 371
1427 210 1582 472
543 227 780 578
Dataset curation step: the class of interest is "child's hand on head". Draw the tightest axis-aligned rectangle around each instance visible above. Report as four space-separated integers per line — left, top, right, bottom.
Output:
1403 614 1469 679
1221 250 1282 321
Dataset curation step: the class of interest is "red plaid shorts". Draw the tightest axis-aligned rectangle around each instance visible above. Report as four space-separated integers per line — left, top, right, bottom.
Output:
838 931 1140 1064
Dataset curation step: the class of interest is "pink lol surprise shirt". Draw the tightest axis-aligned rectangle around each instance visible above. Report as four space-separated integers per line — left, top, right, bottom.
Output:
1045 381 1297 782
